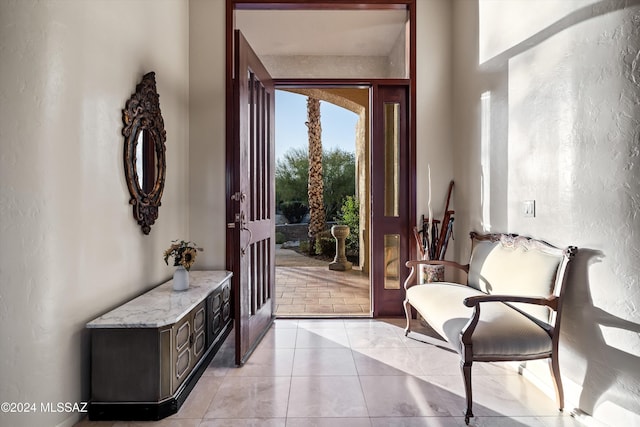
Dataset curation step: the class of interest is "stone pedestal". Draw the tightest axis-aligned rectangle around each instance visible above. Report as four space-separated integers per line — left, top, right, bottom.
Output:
329 224 352 271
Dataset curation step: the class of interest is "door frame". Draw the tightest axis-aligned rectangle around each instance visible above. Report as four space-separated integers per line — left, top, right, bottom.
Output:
226 0 417 317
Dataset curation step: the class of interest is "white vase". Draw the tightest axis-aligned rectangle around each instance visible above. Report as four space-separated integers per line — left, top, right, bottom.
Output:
173 266 189 291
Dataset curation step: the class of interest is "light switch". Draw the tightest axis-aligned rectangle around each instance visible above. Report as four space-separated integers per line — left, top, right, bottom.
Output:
523 200 535 217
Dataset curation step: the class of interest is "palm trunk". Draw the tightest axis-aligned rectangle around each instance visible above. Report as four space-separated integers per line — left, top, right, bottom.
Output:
306 97 325 252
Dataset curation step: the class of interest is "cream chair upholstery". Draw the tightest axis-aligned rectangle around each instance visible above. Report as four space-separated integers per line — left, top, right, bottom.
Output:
403 232 577 425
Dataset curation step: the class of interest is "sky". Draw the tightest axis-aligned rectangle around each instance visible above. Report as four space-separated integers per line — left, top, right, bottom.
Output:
275 90 358 162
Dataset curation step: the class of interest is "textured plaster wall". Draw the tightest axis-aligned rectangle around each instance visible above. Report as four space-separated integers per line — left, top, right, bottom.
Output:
0 1 189 426
388 22 408 78
189 0 227 269
260 54 392 79
452 0 640 424
415 0 455 246
260 25 407 79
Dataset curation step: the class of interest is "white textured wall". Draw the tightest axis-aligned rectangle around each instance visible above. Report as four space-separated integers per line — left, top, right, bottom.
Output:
415 0 455 251
0 1 189 426
388 22 408 78
260 55 391 79
453 0 640 424
189 0 227 269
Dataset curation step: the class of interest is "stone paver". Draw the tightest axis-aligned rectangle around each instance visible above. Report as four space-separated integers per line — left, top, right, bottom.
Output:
275 245 370 316
276 267 370 316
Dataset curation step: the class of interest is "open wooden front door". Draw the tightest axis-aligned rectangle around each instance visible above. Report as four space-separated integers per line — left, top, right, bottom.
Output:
230 30 275 365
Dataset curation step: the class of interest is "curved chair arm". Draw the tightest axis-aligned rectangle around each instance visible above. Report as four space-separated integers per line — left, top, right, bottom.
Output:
463 294 558 311
403 259 469 290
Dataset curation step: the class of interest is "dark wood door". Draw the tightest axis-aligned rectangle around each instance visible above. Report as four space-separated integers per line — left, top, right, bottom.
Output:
230 30 275 365
371 84 410 316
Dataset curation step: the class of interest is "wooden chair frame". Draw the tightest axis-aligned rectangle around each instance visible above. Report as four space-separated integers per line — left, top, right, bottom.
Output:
403 232 577 424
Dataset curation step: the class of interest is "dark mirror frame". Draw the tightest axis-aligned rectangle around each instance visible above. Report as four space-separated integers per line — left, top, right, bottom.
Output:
122 72 167 235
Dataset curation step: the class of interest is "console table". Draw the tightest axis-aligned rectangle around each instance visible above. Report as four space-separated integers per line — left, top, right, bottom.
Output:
86 270 233 420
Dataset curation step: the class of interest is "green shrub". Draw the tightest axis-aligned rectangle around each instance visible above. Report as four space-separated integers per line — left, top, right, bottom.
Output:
336 195 359 256
276 147 356 221
314 229 336 257
299 240 310 253
275 231 286 244
279 201 308 224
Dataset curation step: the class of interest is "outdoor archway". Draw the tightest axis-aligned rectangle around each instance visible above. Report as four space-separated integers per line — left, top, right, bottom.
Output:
281 87 369 272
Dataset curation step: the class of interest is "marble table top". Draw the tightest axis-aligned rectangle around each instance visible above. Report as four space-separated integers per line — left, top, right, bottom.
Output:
86 270 232 329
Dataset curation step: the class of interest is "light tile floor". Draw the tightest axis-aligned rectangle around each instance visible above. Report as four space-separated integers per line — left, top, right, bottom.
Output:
75 318 581 427
275 267 370 316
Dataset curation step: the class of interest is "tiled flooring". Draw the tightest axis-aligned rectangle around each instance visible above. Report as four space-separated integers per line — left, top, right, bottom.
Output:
275 267 370 316
75 318 580 427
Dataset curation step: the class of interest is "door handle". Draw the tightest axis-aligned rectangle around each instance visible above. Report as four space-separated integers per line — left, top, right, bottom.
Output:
230 192 251 255
238 210 252 256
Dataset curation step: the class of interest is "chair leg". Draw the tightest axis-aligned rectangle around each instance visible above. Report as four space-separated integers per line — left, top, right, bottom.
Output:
548 356 564 411
403 299 412 336
461 359 474 425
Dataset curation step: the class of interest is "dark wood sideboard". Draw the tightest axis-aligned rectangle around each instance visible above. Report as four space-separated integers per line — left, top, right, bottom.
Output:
86 271 233 420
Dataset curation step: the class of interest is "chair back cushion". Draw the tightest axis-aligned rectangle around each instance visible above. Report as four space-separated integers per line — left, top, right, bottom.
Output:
467 237 564 323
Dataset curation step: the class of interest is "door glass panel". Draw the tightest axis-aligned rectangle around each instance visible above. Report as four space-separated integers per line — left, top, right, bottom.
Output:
384 103 400 217
383 234 400 289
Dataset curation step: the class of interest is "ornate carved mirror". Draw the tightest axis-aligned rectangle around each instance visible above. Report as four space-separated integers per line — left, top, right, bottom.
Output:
122 72 166 235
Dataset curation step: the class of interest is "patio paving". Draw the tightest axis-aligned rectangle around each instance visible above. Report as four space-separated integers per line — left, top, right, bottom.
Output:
275 246 370 316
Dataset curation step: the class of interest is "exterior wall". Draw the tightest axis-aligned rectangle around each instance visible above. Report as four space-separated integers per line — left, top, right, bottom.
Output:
452 1 640 424
0 1 189 426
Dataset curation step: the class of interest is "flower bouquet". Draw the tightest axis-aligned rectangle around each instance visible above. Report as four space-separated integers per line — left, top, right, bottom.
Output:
163 240 203 271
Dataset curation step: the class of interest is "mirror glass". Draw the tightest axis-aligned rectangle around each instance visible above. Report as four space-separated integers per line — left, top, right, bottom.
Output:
135 129 157 194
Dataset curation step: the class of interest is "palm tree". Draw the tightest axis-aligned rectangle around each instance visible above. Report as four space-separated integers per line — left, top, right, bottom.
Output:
306 97 325 251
